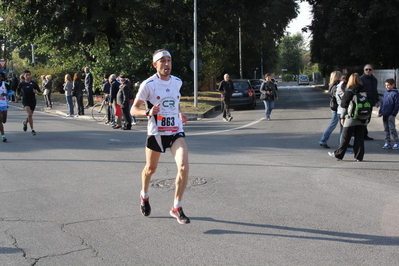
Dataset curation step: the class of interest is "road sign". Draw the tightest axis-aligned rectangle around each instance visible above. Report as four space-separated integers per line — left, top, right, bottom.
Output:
0 60 7 69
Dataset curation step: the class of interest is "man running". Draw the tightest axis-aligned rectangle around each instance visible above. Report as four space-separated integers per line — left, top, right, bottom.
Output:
18 70 40 135
130 49 190 224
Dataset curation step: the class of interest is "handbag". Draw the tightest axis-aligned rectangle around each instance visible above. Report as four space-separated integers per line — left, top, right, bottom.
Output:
330 95 338 111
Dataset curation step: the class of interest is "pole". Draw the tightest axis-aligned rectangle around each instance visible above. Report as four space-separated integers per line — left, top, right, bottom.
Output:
239 17 242 79
193 0 198 107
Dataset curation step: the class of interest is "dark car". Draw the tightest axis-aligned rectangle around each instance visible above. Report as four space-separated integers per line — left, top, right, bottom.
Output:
249 79 264 98
221 79 256 110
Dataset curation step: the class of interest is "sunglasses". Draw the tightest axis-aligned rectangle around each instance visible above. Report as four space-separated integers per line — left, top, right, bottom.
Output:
365 69 373 71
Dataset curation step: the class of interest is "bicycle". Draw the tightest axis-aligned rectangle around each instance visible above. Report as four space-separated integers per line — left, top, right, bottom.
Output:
91 96 114 122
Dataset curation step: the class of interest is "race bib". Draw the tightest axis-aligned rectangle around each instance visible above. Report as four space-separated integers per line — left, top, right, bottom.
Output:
157 96 179 133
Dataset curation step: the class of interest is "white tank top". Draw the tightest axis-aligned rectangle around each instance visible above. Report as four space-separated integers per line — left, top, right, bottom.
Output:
136 74 184 135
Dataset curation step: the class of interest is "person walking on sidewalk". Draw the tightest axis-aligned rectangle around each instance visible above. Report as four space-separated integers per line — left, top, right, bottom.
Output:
109 74 122 129
0 73 10 142
218 73 234 122
379 78 399 149
130 49 191 224
18 70 40 136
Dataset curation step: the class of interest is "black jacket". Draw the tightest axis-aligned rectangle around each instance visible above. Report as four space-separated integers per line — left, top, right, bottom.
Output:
72 80 85 96
218 80 234 97
360 74 378 106
109 80 120 104
117 81 131 107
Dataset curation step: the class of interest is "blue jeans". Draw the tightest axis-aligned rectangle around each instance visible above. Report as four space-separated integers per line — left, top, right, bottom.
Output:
263 100 274 119
66 95 74 115
320 110 341 145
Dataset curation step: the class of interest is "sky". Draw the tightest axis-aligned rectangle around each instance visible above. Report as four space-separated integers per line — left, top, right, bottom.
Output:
286 1 312 41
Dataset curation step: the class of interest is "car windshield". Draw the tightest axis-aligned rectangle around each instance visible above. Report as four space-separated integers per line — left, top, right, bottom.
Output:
233 82 249 91
299 75 308 80
250 80 262 85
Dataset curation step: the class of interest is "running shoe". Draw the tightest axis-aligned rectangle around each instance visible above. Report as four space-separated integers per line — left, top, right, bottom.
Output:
170 207 190 224
228 116 233 122
393 144 399 150
23 121 27 132
382 143 391 149
140 197 151 216
31 130 36 136
2 135 6 142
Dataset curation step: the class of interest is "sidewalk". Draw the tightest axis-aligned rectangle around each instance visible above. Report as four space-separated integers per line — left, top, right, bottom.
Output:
8 94 212 121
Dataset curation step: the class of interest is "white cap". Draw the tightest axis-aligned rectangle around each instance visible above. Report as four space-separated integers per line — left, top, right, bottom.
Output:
152 50 172 63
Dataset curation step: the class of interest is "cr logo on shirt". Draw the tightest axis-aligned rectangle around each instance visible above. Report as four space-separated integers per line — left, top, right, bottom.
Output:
162 99 176 108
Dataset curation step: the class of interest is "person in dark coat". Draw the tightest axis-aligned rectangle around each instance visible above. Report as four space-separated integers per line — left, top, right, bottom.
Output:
218 73 234 122
117 74 132 130
359 64 379 140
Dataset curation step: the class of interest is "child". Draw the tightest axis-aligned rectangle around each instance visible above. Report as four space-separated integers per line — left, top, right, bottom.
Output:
378 78 399 149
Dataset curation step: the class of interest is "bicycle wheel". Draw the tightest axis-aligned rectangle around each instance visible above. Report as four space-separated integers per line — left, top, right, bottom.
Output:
91 103 107 122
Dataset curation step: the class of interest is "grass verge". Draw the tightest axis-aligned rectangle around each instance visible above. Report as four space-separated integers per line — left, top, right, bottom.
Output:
180 91 220 114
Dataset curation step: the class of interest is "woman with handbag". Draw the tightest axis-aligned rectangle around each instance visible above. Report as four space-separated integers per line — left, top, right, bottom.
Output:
260 73 278 121
318 71 342 148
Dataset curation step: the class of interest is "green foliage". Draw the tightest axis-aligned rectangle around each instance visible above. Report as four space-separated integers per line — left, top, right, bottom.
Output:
1 0 300 95
278 33 306 75
306 0 399 73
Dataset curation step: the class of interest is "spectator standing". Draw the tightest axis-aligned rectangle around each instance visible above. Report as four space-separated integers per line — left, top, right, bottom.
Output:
84 67 94 107
43 75 53 109
109 74 122 129
117 75 132 130
218 74 234 122
130 49 191 224
328 73 369 161
102 73 112 124
319 71 343 148
378 78 399 149
0 73 9 142
73 73 85 116
63 74 74 117
260 73 278 121
360 64 379 140
18 70 40 136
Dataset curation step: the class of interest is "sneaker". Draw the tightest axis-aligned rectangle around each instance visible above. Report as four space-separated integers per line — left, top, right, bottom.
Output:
31 130 36 136
170 207 190 224
328 152 341 161
2 135 6 142
382 143 391 149
140 197 151 216
393 144 399 150
22 121 27 132
228 116 233 122
223 118 228 122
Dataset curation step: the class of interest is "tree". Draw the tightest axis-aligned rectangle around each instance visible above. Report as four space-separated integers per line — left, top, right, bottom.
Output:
306 0 399 73
278 33 306 76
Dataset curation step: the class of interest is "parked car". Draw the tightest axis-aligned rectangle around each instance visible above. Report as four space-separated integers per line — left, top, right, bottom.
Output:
249 79 264 98
298 75 309 85
221 79 256 110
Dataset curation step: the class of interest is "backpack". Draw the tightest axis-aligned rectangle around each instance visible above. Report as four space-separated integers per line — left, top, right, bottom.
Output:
348 91 372 120
328 83 338 111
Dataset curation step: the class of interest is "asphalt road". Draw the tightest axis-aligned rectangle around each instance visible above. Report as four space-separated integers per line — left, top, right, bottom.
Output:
1 83 399 265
